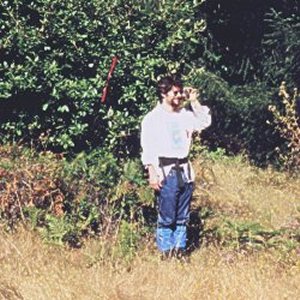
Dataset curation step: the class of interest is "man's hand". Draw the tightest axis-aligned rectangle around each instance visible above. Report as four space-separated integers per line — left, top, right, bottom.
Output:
184 86 210 114
184 87 199 103
147 165 162 191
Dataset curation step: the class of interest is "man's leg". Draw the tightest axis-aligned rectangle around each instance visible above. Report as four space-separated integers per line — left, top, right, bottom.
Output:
173 181 193 251
156 170 178 253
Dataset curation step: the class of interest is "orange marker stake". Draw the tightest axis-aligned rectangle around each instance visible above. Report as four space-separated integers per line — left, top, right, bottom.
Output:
101 56 119 103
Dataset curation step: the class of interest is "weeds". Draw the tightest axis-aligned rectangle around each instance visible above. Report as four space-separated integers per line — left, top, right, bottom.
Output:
269 82 300 171
116 220 141 262
0 145 299 299
0 144 64 227
202 215 298 252
0 144 154 249
0 143 299 264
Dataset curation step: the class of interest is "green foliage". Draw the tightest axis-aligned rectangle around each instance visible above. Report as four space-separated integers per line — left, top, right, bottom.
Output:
200 147 227 162
39 214 76 246
262 9 300 87
0 0 298 167
61 149 120 190
110 159 155 223
67 198 100 235
202 1 299 85
268 82 300 171
202 213 299 252
216 219 272 250
122 159 147 186
185 68 280 164
189 2 299 166
24 198 100 247
116 220 140 261
0 0 207 154
24 206 45 229
202 0 265 83
0 144 155 246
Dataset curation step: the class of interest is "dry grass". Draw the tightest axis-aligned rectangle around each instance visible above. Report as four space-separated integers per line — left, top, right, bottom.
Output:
1 158 299 300
193 157 300 228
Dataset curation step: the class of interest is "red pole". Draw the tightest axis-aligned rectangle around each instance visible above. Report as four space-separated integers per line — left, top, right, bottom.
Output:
101 56 119 103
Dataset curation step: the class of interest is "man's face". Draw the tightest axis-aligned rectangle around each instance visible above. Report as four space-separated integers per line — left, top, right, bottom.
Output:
162 85 184 111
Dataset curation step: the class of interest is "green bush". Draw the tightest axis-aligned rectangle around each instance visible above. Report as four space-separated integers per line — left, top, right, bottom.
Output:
268 82 300 172
61 149 120 190
1 0 297 167
262 9 300 87
0 0 207 154
0 144 155 246
185 69 282 165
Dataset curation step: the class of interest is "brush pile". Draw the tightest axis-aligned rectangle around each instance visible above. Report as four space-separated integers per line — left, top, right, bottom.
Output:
0 145 64 225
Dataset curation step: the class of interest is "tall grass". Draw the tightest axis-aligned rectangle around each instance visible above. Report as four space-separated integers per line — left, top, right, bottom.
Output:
1 154 299 300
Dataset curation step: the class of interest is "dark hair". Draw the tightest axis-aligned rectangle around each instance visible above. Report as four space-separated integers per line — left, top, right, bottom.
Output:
157 76 183 103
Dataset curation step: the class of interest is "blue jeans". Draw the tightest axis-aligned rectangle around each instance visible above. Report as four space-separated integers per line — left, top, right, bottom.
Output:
156 168 194 252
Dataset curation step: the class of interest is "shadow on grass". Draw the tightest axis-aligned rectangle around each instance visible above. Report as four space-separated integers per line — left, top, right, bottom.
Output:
187 208 204 255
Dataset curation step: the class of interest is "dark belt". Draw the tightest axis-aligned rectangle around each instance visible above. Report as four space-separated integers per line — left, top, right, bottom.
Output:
158 157 190 188
159 157 188 166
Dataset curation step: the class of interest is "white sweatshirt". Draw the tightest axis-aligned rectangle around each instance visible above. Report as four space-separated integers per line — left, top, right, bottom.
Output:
141 101 211 182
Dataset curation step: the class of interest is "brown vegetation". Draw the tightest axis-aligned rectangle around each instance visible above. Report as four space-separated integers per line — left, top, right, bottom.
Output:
0 145 64 223
1 156 299 300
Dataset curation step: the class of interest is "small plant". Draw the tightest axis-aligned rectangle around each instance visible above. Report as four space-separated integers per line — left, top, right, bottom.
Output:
189 134 208 159
110 159 155 219
116 220 140 261
203 214 299 252
205 147 227 162
268 82 300 171
24 206 46 229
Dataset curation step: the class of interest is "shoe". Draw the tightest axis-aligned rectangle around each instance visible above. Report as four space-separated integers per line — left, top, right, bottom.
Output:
174 248 190 263
160 249 173 261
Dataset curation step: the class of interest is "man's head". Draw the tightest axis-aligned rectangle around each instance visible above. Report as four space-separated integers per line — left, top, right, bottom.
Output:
157 76 184 111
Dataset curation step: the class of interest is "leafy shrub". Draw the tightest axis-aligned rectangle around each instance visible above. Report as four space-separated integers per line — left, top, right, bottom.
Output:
185 69 281 164
0 145 102 243
201 210 299 252
61 149 120 193
268 82 300 171
110 159 155 225
0 144 64 227
1 1 297 167
116 220 140 261
0 0 207 154
184 4 299 165
262 9 300 87
0 144 154 246
26 200 100 247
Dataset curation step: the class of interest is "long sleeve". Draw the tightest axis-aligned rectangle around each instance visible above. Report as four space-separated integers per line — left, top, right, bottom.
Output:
141 113 159 167
190 101 212 132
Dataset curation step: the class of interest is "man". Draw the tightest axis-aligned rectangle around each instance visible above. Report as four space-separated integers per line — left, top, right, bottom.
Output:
141 76 211 258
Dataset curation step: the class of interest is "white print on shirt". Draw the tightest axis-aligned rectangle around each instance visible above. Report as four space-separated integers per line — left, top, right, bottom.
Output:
168 121 185 150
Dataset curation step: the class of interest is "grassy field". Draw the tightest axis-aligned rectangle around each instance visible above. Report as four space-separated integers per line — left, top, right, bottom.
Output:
1 157 299 300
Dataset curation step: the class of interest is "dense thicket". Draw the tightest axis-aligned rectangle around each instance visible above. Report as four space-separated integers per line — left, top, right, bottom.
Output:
0 0 299 165
203 0 300 85
0 0 209 156
199 0 300 163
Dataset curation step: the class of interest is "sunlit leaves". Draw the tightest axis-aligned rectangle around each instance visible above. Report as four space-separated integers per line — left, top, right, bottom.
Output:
0 0 206 152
